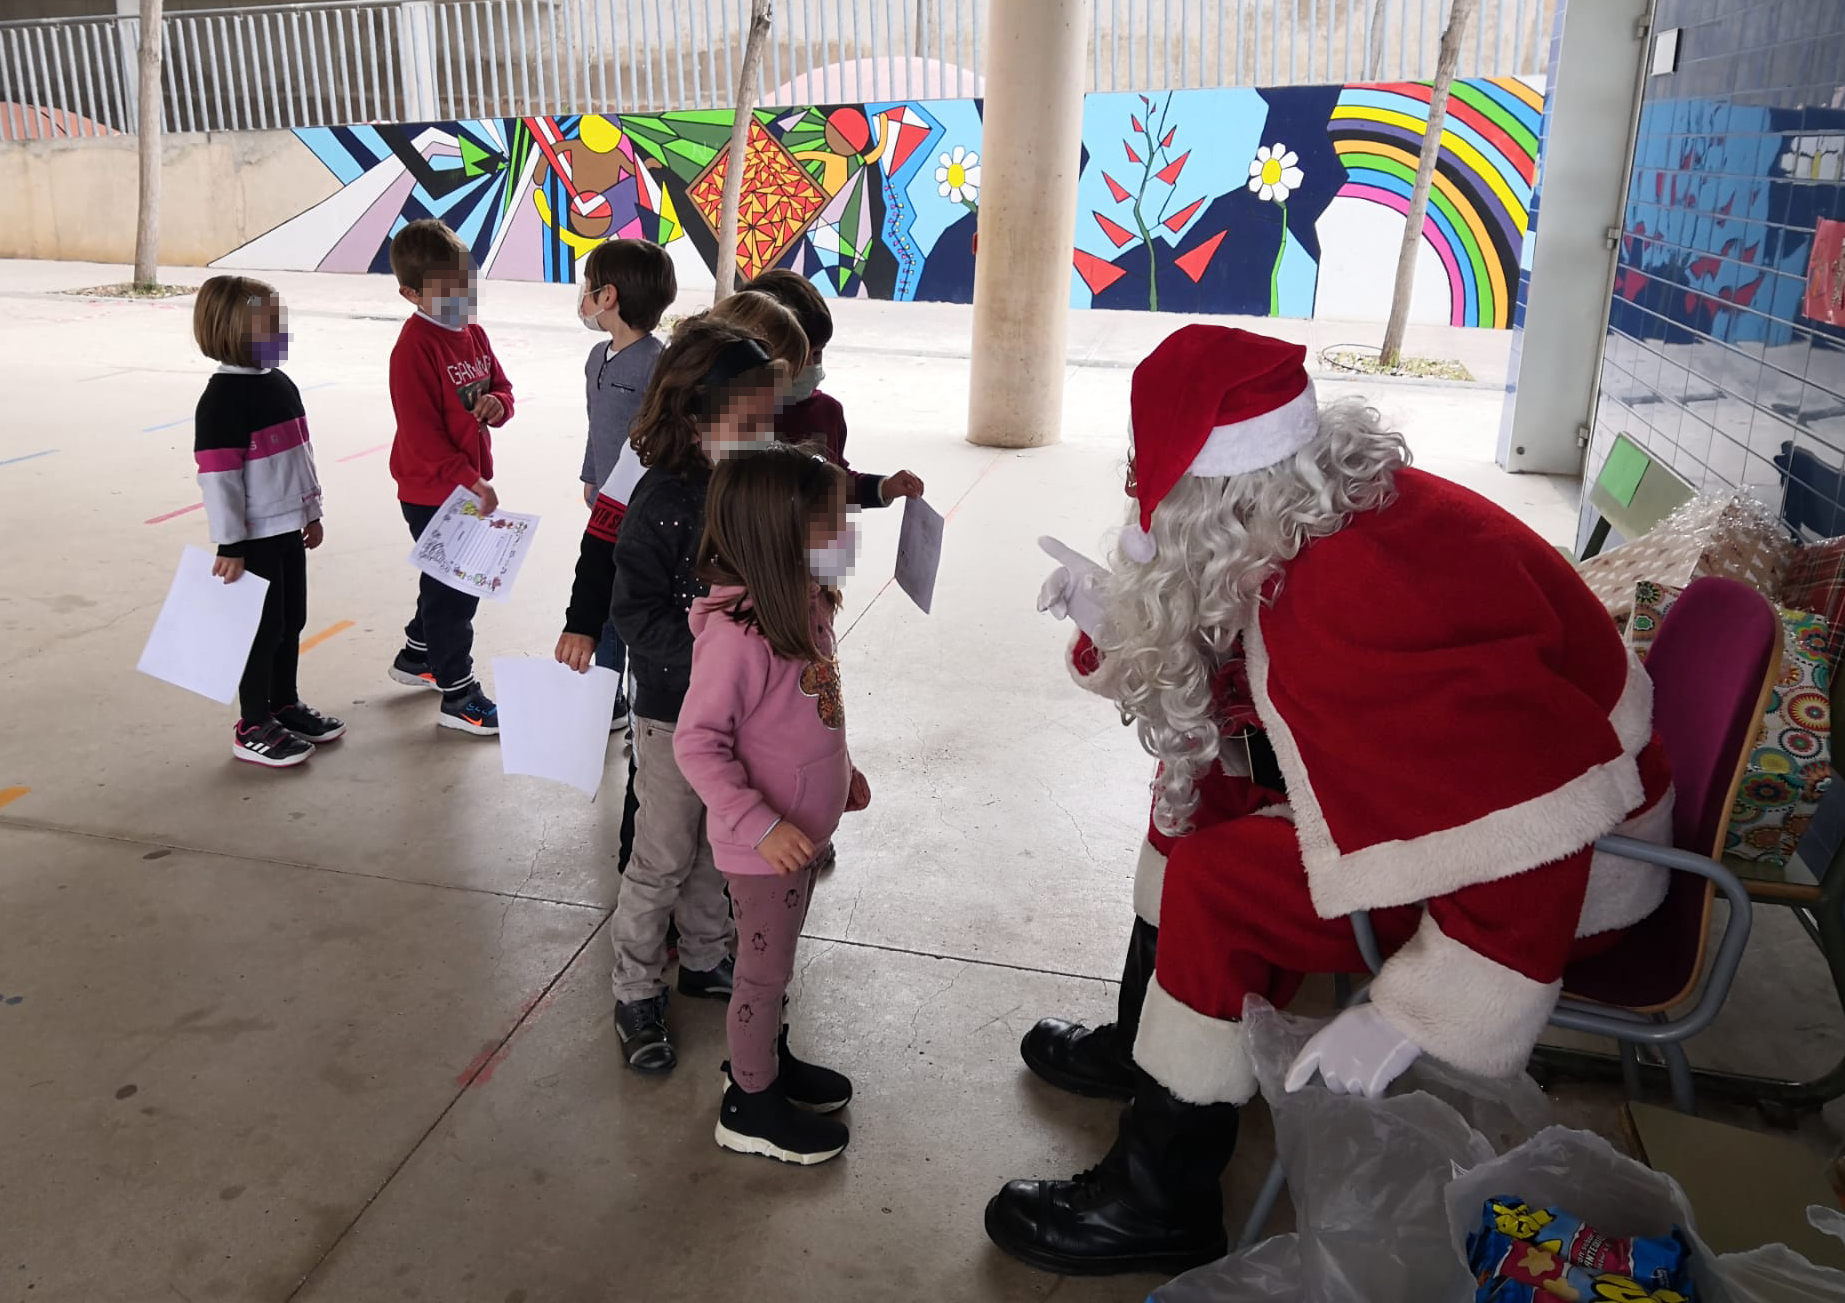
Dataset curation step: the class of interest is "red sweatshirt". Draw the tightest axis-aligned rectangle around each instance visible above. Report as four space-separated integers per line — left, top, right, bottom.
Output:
388 312 516 506
778 390 885 509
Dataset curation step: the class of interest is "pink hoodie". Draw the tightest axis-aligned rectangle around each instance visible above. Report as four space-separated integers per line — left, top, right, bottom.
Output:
673 584 853 875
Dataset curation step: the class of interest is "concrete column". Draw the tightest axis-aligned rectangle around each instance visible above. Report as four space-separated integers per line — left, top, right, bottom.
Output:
965 0 1090 449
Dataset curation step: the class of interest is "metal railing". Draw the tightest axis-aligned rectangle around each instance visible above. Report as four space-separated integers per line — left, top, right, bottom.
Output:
0 0 1558 140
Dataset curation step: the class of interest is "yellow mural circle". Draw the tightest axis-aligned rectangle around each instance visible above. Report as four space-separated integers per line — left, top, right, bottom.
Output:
946 162 967 189
579 114 621 154
1261 157 1283 186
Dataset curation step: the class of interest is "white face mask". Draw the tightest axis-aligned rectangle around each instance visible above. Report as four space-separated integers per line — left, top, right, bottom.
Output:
789 363 825 403
579 287 605 332
807 522 859 583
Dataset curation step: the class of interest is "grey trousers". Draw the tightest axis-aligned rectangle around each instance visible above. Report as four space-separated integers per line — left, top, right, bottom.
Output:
609 716 736 1003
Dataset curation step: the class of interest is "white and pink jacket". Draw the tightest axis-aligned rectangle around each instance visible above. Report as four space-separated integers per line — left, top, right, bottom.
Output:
193 366 322 555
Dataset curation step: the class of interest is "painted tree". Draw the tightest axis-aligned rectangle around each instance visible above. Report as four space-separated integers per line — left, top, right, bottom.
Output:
715 0 774 302
1094 95 1201 312
1381 0 1479 366
133 0 164 290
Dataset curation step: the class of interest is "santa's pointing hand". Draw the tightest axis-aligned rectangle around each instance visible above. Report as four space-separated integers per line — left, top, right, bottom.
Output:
1037 536 1113 641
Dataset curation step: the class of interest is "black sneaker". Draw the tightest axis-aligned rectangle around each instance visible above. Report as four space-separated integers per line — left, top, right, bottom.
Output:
438 686 499 735
610 690 631 735
677 954 735 1000
274 702 347 743
231 719 315 768
723 1028 852 1114
389 649 440 690
715 1071 849 1165
613 994 675 1073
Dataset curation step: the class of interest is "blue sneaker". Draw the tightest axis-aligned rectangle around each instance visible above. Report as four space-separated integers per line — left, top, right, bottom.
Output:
438 685 499 736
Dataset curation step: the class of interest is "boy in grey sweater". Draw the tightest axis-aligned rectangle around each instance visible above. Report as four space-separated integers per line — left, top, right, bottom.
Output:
576 239 678 727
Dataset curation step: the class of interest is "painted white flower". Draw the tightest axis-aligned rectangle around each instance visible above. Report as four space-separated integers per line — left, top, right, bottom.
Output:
935 145 981 204
1247 143 1304 205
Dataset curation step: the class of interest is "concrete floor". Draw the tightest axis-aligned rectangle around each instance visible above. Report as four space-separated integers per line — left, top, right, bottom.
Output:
0 259 1836 1301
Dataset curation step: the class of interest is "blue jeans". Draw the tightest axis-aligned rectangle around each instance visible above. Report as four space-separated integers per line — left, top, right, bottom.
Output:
596 619 626 678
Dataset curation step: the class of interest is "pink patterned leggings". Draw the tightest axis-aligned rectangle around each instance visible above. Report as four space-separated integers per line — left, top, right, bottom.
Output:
723 864 816 1092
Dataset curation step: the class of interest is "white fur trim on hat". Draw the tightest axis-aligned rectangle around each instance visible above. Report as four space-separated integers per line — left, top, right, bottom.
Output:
1133 841 1167 925
1369 913 1560 1079
1133 975 1261 1105
1189 382 1321 478
1123 383 1321 563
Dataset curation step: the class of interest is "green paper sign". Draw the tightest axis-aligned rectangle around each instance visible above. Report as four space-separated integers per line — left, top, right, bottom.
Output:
1600 437 1650 508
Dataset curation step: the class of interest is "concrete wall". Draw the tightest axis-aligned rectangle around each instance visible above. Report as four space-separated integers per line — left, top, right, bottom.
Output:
0 129 339 266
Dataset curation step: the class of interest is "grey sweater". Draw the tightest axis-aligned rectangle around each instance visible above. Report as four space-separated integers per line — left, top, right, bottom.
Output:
581 334 664 488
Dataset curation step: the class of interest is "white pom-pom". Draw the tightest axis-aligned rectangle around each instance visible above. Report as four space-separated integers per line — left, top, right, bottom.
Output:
1121 522 1157 563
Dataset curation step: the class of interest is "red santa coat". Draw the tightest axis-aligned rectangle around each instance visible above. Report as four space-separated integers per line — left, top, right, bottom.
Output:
1072 469 1672 1093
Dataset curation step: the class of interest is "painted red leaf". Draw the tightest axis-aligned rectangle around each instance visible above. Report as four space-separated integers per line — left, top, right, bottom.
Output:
1163 197 1205 232
1102 172 1132 204
1162 127 1176 148
1156 150 1191 185
1094 212 1138 248
1125 140 1141 164
1131 114 1144 133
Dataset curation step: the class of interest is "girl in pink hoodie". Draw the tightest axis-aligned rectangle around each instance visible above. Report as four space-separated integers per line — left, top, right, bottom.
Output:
674 444 869 1165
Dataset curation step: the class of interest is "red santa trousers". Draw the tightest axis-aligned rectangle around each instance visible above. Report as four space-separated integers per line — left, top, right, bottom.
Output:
1132 813 1624 1107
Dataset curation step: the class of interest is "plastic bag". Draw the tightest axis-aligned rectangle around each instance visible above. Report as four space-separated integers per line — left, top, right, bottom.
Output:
1154 1001 1845 1303
1153 999 1552 1303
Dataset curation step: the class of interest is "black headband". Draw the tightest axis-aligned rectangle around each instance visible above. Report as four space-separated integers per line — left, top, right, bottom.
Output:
695 338 774 411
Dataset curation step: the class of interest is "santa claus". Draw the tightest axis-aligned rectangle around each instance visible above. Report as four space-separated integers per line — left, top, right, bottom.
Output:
986 325 1673 1277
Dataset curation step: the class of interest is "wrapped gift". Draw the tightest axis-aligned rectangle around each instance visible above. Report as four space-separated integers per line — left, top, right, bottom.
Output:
1782 535 1845 669
1625 581 1833 867
1579 493 1793 631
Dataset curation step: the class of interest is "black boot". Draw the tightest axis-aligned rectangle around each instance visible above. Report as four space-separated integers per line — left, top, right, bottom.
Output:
1020 918 1157 1100
984 1076 1239 1277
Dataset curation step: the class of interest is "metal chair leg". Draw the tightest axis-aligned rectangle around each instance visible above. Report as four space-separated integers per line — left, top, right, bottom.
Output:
1619 1039 1644 1102
1236 1155 1288 1251
1662 1041 1697 1115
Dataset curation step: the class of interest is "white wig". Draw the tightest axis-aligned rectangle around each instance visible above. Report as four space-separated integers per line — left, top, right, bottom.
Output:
1087 396 1411 836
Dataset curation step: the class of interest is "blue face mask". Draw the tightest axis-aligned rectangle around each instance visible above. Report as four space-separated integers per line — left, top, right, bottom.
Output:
252 332 289 369
429 290 475 330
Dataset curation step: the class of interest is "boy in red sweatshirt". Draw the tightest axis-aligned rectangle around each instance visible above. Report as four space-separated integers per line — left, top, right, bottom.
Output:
385 219 515 735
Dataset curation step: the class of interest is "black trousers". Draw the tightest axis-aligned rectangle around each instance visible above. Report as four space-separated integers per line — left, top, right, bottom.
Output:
237 530 308 724
401 501 481 694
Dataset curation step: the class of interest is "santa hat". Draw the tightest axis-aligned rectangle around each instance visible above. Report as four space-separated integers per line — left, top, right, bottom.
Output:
1120 325 1319 563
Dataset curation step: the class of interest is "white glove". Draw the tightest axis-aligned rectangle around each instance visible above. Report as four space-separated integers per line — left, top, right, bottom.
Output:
1036 536 1111 640
1284 1004 1421 1098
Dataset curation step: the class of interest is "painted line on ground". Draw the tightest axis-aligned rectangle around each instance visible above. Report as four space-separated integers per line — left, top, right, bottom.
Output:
0 786 30 811
299 381 337 392
337 443 387 462
0 449 57 468
145 502 203 525
143 415 193 433
299 620 355 653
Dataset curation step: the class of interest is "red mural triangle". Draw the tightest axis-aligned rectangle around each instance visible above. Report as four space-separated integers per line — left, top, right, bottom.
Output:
1155 150 1191 185
1162 197 1205 232
1072 249 1128 295
1124 140 1141 164
1102 172 1131 203
1093 212 1138 248
891 121 928 173
1173 230 1227 284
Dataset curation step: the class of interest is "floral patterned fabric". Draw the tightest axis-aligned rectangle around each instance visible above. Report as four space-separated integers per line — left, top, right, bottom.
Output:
1626 580 1834 868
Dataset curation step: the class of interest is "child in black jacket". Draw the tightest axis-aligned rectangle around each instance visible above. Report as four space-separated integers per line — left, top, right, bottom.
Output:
556 316 784 1073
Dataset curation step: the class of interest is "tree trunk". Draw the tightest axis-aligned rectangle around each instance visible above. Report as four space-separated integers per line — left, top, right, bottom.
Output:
1380 0 1477 367
714 0 774 303
133 0 164 290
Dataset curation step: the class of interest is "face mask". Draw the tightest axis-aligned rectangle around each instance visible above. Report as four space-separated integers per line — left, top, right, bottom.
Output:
579 288 605 332
252 332 289 369
429 290 475 330
807 522 859 583
788 363 825 403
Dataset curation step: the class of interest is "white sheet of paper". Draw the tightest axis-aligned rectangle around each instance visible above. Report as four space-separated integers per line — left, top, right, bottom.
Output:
136 545 272 705
408 485 541 602
493 657 622 797
894 494 945 614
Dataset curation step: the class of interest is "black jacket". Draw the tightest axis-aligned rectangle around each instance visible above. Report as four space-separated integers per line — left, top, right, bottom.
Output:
587 464 709 724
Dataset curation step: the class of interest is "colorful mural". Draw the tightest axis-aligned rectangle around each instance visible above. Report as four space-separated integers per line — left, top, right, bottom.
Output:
213 79 1544 326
